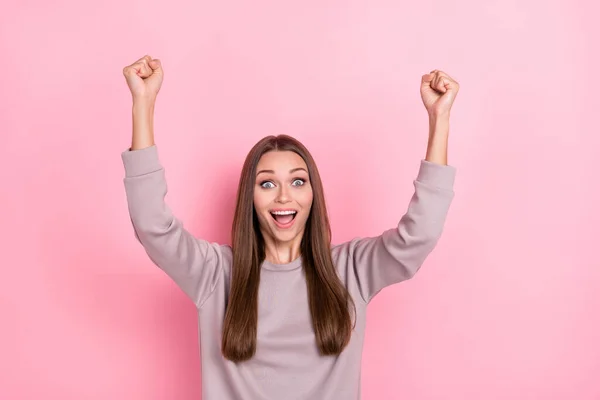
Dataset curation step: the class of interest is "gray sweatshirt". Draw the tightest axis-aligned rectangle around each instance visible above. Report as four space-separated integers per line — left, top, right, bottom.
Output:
121 144 456 400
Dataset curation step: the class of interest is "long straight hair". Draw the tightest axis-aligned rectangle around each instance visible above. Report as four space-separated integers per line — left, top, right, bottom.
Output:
222 134 356 362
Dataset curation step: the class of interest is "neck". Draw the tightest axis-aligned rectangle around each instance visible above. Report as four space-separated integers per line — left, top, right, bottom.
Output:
260 229 304 265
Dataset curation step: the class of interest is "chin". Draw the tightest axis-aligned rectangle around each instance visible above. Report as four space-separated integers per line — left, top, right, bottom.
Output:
270 219 304 237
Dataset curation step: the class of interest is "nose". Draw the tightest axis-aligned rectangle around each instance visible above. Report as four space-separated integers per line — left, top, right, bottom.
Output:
275 185 291 203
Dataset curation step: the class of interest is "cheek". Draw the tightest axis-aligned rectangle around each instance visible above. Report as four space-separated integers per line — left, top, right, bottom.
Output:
300 190 314 210
253 191 270 214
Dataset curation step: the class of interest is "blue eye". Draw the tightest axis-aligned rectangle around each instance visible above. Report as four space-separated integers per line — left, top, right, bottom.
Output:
259 178 306 189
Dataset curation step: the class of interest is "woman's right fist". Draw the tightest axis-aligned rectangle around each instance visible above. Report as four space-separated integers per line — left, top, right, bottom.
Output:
122 55 164 102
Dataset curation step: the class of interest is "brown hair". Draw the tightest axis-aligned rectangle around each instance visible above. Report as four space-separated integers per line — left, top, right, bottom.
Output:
221 134 356 362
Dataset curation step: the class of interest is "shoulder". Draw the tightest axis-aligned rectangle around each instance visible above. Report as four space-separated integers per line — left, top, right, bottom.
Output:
330 238 360 277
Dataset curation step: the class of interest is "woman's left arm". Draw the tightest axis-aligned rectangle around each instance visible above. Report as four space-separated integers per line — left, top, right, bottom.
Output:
423 68 460 165
333 70 460 304
342 140 456 304
425 114 450 166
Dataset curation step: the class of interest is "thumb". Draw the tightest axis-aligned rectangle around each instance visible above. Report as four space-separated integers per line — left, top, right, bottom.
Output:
149 59 163 75
123 65 142 86
420 73 436 92
421 73 434 86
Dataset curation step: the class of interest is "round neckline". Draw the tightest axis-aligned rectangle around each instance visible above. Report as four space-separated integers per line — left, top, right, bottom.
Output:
261 255 303 271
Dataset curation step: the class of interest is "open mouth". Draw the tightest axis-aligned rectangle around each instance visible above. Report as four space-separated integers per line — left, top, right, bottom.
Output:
270 211 297 227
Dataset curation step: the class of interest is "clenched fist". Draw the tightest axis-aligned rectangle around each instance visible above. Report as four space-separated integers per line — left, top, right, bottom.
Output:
420 70 459 117
122 55 164 102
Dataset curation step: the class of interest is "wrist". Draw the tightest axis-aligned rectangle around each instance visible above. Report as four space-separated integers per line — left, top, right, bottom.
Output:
132 97 156 111
428 111 450 124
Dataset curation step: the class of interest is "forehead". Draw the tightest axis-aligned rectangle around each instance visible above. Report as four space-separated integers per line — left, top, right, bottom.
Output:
256 150 307 172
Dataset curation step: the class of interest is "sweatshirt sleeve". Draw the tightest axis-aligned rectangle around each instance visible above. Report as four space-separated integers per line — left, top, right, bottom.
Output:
343 159 456 304
121 145 225 309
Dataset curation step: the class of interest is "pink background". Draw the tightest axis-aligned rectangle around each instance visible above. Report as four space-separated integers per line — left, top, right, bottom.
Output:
1 0 598 399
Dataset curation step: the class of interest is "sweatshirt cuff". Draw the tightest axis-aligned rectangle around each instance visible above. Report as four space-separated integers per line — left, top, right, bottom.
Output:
416 159 456 190
121 145 162 178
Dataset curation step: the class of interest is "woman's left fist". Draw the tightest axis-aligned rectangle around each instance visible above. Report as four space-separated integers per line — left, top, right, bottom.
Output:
420 70 459 117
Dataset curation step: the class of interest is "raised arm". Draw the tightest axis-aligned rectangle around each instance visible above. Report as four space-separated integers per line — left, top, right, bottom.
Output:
342 69 460 303
346 157 456 303
121 55 226 308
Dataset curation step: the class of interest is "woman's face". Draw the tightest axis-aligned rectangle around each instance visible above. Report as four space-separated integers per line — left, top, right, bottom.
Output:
253 150 313 245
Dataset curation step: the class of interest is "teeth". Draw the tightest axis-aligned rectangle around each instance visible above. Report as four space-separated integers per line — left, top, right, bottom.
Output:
271 210 297 215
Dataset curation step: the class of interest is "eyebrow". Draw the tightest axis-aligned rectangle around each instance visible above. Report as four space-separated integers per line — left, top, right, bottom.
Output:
256 167 308 177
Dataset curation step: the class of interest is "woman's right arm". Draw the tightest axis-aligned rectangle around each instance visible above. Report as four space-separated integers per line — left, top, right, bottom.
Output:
122 57 225 309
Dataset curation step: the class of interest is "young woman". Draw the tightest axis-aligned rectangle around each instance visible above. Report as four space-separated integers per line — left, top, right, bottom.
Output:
121 55 459 400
